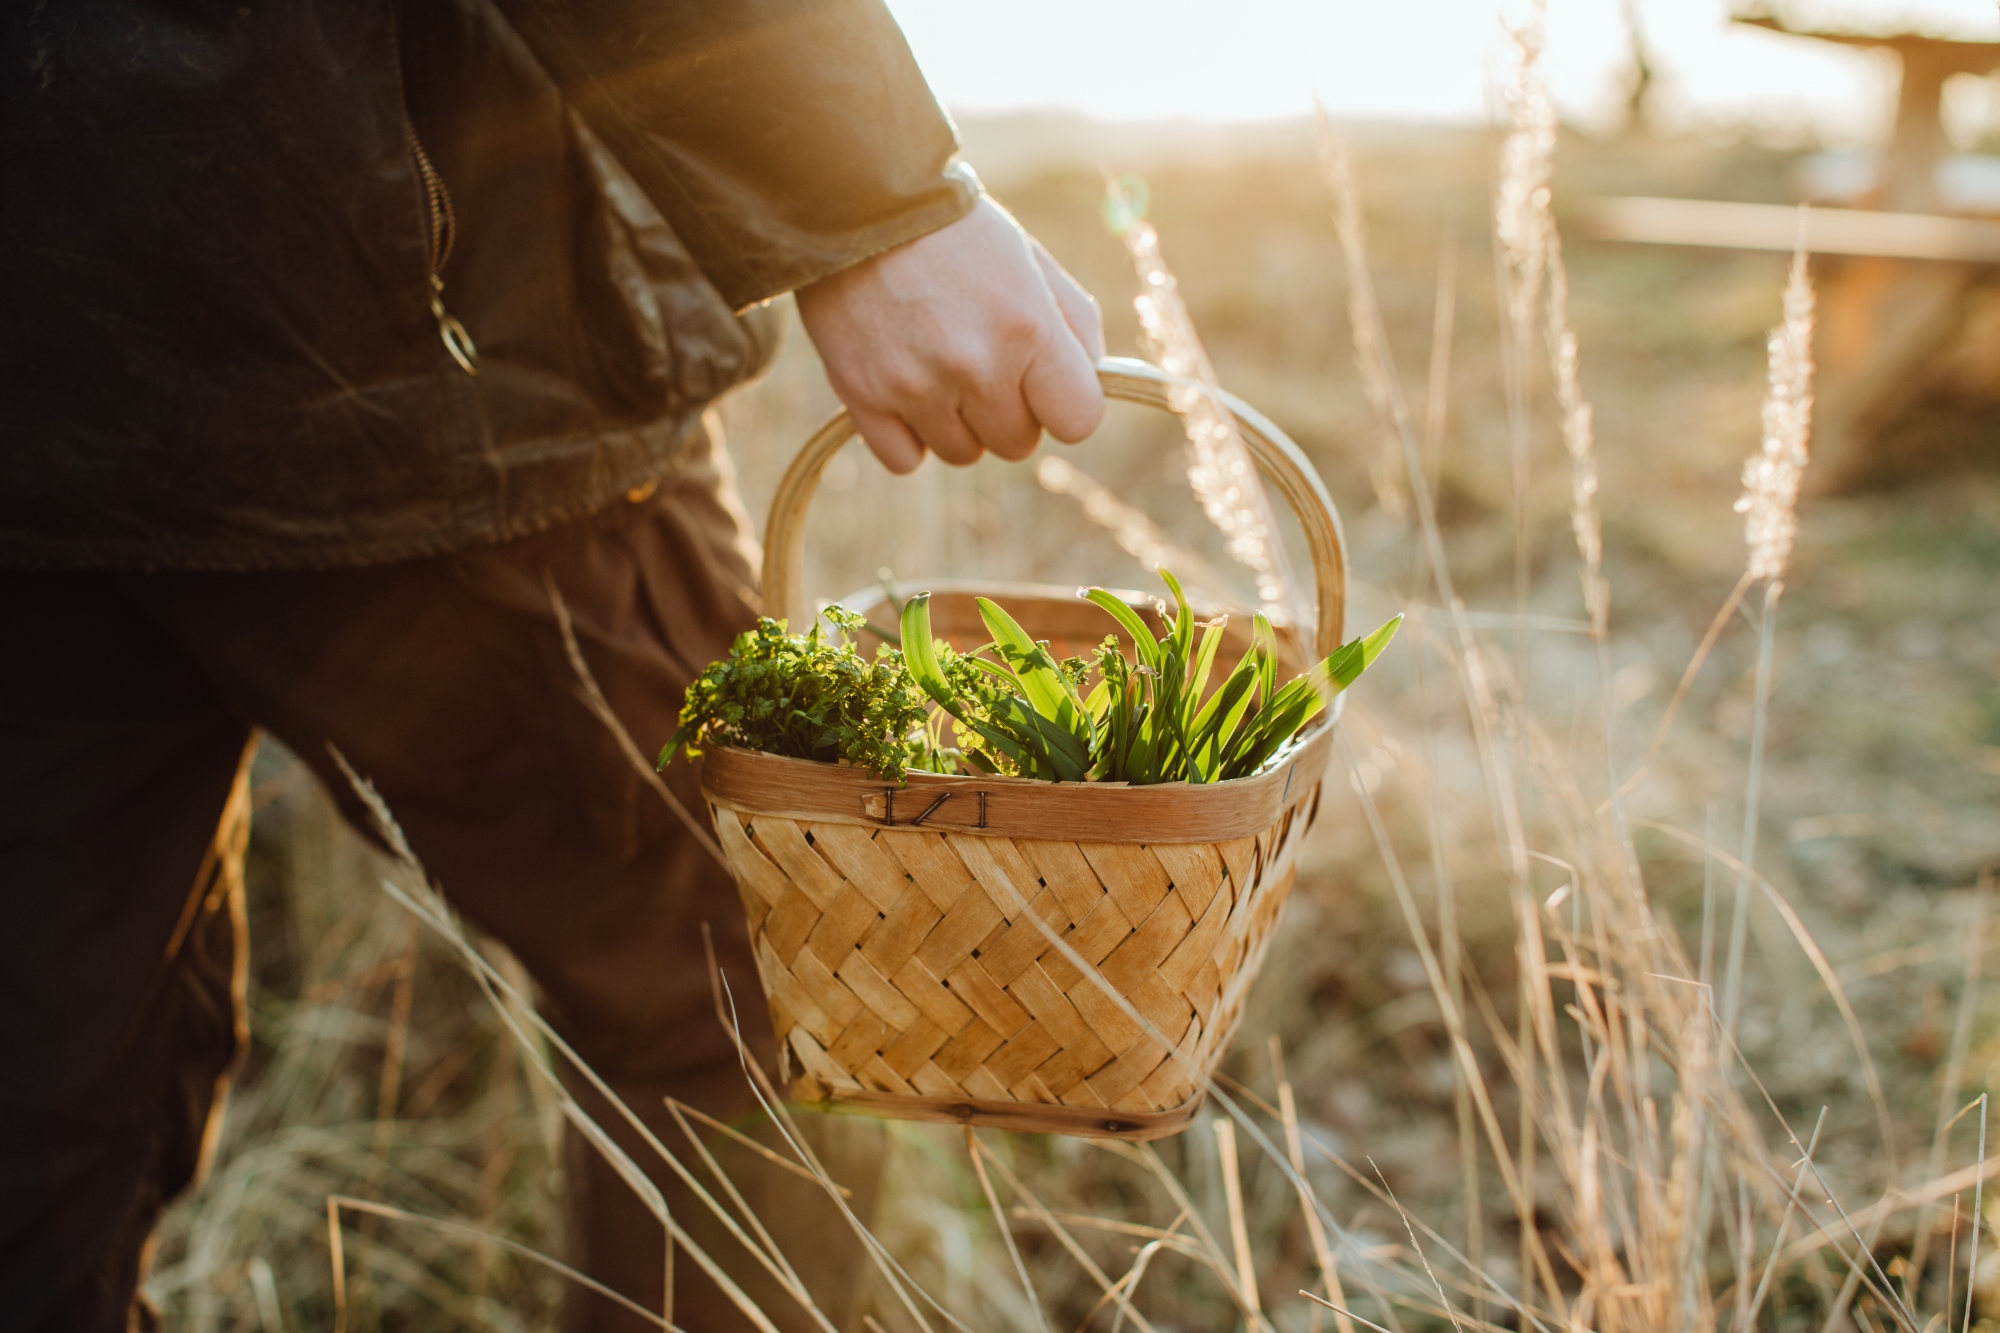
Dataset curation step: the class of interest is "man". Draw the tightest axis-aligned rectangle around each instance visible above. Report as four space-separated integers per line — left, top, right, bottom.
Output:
0 2 1106 1329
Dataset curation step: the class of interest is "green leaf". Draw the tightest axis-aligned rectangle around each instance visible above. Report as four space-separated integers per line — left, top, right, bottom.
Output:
1254 613 1277 709
1188 638 1259 739
1019 709 1091 781
1158 568 1195 666
1339 614 1403 686
900 593 960 714
968 655 1025 687
975 596 1086 728
1189 664 1261 782
1222 695 1323 780
1188 619 1226 704
959 714 1033 771
1083 589 1162 672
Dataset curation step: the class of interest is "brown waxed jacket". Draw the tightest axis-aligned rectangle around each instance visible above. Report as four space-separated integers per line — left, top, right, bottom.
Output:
0 0 977 571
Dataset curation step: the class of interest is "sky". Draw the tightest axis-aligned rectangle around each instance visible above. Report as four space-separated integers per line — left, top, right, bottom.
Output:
883 0 2000 144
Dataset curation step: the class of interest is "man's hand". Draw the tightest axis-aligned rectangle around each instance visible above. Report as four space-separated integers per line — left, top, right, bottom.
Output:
796 197 1106 474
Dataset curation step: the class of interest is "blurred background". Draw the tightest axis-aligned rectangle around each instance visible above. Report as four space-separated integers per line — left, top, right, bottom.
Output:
894 0 1914 136
153 3 2000 1329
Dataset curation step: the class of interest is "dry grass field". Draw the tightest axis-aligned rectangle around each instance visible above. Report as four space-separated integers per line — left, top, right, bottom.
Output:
146 107 2000 1333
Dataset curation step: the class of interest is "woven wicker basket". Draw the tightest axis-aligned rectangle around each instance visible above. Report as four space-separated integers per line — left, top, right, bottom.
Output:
702 358 1348 1140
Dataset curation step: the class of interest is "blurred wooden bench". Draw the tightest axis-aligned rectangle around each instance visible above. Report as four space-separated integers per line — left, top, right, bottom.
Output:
1578 7 2000 490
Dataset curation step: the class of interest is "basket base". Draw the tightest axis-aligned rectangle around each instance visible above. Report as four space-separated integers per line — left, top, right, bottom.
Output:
796 1082 1205 1141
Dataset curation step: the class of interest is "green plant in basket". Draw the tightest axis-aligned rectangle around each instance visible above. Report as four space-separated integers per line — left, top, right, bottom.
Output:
659 606 938 780
660 568 1399 786
900 568 1400 785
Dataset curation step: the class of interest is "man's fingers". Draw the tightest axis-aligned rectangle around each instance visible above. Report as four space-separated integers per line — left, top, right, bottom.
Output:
1020 331 1105 445
799 197 1109 469
851 408 926 476
959 383 1042 463
1026 238 1106 442
903 401 984 467
1032 242 1106 362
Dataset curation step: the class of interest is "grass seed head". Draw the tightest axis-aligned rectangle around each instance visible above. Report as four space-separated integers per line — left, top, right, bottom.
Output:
1737 237 1816 583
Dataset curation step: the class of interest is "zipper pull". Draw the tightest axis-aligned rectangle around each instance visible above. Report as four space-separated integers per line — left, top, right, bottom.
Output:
430 275 479 376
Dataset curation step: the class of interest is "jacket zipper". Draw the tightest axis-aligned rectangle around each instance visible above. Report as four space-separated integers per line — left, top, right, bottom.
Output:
404 121 479 375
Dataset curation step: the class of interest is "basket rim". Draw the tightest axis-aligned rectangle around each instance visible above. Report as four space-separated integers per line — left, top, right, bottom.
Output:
699 714 1335 844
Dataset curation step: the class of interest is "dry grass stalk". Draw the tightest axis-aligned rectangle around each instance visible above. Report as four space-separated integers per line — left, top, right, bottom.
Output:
986 1156 1171 1333
545 570 725 868
1736 231 1816 586
1721 232 1815 1048
665 1097 853 1197
1321 130 1409 520
1603 570 1754 810
1315 110 1441 601
1273 1038 1357 1333
1494 9 1554 351
1314 108 1535 892
326 1195 670 1330
1743 1109 1826 1326
1544 252 1607 638
1493 6 1554 648
1107 179 1305 628
1783 1146 2000 1261
1214 1119 1261 1317
1909 876 1991 1293
662 1098 804 1296
1966 1099 1989 1333
963 1128 1051 1333
1370 1158 1473 1333
1496 0 1607 636
1421 217 1460 529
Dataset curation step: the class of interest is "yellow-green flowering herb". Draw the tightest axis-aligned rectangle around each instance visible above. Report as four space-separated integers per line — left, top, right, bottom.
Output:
658 607 934 780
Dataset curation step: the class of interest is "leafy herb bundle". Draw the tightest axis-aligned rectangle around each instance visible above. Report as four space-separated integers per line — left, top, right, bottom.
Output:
661 571 1399 786
902 570 1399 783
661 607 934 780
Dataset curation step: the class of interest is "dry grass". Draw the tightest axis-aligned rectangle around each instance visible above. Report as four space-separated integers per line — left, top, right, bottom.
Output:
147 69 2000 1333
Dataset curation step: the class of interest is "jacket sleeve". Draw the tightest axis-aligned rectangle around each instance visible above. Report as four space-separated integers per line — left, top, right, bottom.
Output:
495 0 979 310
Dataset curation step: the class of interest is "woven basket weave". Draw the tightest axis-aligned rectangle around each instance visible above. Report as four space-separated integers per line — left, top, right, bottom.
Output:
703 359 1348 1140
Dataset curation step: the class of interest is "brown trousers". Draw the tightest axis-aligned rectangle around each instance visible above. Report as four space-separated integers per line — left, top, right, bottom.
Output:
0 426 880 1331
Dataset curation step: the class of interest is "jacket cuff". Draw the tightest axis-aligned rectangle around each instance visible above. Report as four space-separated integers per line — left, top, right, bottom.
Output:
732 160 981 310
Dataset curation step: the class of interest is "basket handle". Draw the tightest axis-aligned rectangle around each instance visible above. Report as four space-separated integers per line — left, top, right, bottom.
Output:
761 356 1349 660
